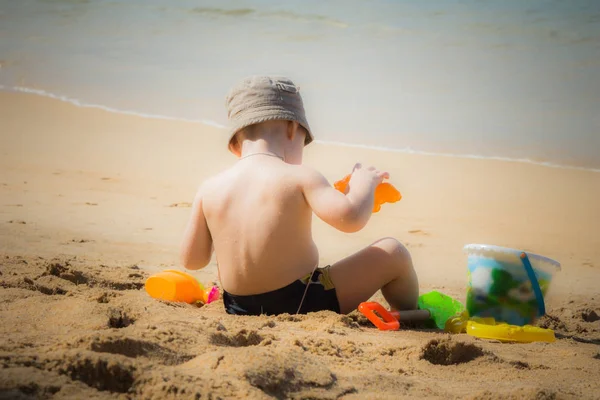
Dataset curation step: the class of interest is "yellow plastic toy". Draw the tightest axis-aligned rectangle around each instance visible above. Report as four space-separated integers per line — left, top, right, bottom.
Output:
445 312 555 343
444 312 495 333
466 319 555 343
145 269 219 305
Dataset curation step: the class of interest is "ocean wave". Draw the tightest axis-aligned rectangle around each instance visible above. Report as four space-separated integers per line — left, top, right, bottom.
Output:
38 0 90 4
186 7 349 28
188 7 254 17
1 85 597 173
260 11 349 28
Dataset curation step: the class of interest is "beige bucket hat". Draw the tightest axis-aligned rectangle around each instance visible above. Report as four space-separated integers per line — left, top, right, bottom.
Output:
225 76 313 150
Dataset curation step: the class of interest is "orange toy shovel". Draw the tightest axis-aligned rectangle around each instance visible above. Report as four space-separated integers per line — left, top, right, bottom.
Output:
358 302 431 331
334 174 401 213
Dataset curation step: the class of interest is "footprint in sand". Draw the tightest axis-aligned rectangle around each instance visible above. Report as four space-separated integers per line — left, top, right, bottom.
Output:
88 336 192 366
107 308 135 329
420 338 484 365
168 202 192 208
408 229 430 236
582 261 594 268
209 329 266 347
57 353 135 393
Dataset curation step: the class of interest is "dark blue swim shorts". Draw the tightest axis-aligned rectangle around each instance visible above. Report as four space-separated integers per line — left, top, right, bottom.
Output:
223 266 340 316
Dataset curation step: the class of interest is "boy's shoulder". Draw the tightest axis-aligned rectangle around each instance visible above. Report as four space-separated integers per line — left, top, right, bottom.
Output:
294 164 329 186
196 168 234 197
275 163 327 186
199 163 327 197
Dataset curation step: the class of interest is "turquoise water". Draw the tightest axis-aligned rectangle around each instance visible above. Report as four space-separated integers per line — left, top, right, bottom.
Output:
1 0 599 170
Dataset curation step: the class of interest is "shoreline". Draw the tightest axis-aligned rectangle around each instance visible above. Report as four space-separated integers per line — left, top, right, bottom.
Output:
2 85 598 174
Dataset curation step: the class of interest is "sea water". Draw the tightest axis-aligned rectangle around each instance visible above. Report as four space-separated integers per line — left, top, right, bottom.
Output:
1 0 599 170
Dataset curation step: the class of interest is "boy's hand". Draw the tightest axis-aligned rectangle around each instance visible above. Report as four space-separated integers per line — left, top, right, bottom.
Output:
302 164 388 233
348 163 389 193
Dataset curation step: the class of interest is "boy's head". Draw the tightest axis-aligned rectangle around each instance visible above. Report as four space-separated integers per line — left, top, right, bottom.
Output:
225 76 313 157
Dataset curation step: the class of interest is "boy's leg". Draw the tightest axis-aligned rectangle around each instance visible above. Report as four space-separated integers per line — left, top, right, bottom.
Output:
328 237 419 314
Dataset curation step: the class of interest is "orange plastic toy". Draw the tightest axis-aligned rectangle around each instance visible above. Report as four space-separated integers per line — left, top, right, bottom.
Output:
358 302 431 330
358 302 400 330
334 174 401 213
145 269 219 305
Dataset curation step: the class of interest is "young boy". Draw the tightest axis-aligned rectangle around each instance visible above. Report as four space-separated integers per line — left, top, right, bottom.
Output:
181 76 419 315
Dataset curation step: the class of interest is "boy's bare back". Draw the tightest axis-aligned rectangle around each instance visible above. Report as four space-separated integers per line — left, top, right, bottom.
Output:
201 156 318 295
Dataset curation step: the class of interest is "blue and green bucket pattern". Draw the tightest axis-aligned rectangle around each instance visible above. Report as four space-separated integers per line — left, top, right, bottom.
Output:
464 244 561 326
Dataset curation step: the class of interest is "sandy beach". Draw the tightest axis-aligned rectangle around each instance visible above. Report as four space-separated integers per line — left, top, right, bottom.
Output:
1 91 599 399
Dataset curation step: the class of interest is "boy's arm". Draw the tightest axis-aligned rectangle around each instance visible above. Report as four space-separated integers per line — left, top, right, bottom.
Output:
180 187 213 270
301 166 378 233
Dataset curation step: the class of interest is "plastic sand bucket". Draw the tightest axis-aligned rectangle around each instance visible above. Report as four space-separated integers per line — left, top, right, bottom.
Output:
145 269 206 304
464 244 561 326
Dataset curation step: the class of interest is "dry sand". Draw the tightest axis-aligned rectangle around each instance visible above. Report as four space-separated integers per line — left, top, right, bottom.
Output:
1 92 599 399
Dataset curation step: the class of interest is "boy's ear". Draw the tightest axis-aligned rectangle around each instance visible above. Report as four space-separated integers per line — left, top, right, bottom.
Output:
287 121 299 141
229 135 242 157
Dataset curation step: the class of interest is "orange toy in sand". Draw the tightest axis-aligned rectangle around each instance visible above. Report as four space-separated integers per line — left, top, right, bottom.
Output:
145 269 219 305
334 174 402 213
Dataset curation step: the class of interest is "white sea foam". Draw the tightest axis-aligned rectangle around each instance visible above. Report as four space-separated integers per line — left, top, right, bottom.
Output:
7 86 228 129
3 85 598 173
314 140 600 173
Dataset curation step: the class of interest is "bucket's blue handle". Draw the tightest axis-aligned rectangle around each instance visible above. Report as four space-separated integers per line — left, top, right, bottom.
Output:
520 252 545 317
